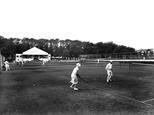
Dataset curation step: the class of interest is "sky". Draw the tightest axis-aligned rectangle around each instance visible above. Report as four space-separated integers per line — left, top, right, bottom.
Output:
0 0 154 50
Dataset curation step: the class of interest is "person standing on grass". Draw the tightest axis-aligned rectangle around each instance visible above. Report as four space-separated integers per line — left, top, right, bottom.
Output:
97 59 100 64
41 60 46 66
105 60 113 82
70 63 81 91
4 60 10 71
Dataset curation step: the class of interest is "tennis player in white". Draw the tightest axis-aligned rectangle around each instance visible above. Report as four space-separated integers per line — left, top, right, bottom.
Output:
70 63 81 90
42 60 46 66
4 60 10 71
105 61 113 82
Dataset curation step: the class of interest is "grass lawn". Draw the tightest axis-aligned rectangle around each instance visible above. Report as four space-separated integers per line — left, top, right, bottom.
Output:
0 61 154 115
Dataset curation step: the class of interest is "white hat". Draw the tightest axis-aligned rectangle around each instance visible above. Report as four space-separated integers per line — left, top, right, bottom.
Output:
76 63 81 67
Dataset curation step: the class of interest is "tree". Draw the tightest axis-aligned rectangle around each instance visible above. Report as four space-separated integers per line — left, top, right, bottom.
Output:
0 35 137 60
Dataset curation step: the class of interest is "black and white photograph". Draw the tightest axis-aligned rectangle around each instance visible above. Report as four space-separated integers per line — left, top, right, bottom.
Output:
0 0 154 115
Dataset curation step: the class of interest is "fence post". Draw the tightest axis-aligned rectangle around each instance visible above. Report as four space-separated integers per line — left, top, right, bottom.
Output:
116 53 117 60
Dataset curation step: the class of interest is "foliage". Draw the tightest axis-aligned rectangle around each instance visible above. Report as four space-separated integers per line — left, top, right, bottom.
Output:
0 35 136 60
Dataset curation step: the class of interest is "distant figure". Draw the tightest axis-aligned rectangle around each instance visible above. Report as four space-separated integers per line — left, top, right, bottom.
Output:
21 60 24 66
105 60 113 82
16 58 23 67
16 59 20 66
42 60 46 66
4 60 10 71
70 63 81 90
97 59 100 64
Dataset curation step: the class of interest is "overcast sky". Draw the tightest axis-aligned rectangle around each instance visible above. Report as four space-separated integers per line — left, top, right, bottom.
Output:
0 0 154 49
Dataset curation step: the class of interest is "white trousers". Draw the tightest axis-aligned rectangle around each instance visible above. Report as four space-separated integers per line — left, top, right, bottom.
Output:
5 64 10 71
70 75 78 84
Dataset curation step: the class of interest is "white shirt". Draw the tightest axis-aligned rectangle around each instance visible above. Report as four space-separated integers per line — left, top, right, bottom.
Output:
71 66 79 76
4 61 9 65
105 63 112 70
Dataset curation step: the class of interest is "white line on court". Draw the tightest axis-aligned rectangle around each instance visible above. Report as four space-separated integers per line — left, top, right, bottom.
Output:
59 75 153 107
142 98 154 103
115 74 154 105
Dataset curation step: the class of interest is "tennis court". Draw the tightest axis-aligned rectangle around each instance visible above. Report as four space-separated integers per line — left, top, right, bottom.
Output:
1 61 154 115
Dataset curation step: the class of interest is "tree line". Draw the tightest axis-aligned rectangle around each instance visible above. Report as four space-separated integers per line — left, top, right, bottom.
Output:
0 35 136 61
